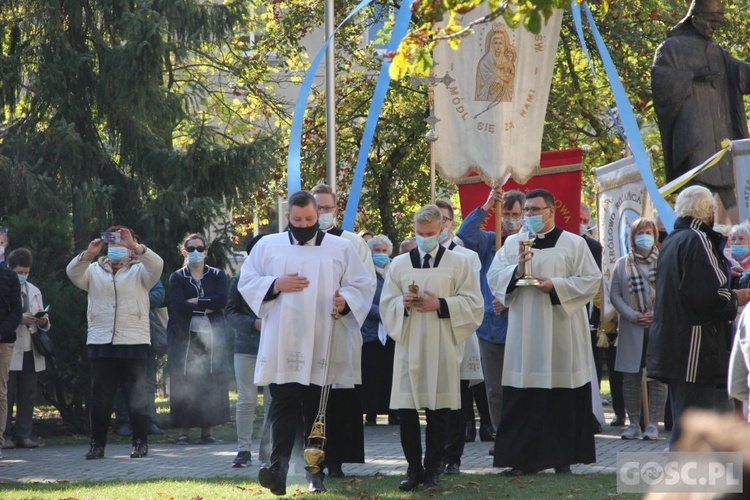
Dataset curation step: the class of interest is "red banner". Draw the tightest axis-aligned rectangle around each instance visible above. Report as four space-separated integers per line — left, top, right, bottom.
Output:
457 148 583 235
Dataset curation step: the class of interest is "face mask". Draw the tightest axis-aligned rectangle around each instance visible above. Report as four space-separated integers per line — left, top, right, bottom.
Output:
580 224 589 236
732 244 749 259
318 213 335 230
438 227 450 243
524 215 544 234
635 234 655 251
502 217 524 233
108 246 129 264
17 274 27 286
188 250 206 267
372 254 389 268
415 234 439 253
289 222 320 245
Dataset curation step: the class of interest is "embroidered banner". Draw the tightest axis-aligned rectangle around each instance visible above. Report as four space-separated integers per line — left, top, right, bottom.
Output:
595 155 654 323
433 6 563 184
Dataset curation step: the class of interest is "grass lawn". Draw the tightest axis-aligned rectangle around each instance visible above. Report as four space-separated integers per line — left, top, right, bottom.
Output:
0 473 638 499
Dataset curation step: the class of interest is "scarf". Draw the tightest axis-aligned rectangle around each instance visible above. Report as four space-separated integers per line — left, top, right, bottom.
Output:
626 246 659 313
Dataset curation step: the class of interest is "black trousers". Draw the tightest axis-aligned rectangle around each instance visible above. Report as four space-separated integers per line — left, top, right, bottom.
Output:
398 408 450 473
465 381 492 429
604 342 625 419
444 380 470 465
268 383 321 480
89 357 150 446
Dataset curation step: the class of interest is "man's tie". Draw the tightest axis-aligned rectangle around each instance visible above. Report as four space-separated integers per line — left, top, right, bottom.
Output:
422 254 431 269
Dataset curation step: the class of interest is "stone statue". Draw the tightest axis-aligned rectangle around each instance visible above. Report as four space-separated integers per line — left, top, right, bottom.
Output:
651 0 750 211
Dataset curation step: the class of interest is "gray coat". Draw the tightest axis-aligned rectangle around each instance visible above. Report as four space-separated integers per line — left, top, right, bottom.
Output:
610 256 648 374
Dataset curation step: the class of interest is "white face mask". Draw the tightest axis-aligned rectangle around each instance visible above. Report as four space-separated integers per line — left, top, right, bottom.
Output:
580 224 589 236
318 212 335 230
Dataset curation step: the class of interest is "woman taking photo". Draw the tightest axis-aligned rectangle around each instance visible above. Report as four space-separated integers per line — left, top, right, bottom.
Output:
167 233 230 445
610 218 667 440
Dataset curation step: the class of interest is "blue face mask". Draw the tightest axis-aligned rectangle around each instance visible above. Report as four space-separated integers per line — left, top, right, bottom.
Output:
524 215 544 234
635 234 655 251
372 254 389 268
415 234 439 253
438 227 450 243
188 250 206 267
16 274 27 286
732 244 749 259
108 246 129 264
318 212 334 230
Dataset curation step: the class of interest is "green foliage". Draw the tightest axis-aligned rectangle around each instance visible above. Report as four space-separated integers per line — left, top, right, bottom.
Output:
0 0 277 430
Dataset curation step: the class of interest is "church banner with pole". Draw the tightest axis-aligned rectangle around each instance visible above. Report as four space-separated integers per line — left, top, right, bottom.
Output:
457 148 582 235
433 6 563 185
733 139 750 224
595 156 653 324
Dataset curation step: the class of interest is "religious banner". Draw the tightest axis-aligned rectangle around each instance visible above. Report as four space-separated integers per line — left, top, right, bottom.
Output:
595 156 653 323
733 139 750 224
457 148 582 235
433 6 563 184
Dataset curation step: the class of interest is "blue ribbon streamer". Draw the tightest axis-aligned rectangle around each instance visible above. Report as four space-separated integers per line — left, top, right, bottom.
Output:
287 0 376 195
572 2 676 232
342 0 415 230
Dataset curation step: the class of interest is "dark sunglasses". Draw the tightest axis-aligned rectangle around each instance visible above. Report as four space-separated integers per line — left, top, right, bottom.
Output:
186 245 206 253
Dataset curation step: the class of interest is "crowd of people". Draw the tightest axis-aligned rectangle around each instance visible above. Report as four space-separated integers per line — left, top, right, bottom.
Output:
2 182 750 495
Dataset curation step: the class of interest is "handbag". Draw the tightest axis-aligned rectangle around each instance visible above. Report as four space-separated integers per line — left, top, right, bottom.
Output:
31 329 54 358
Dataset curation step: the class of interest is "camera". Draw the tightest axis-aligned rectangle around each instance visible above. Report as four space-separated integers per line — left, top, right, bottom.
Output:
100 231 121 244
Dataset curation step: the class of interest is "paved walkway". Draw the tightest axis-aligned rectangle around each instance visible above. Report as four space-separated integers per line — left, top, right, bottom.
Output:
0 407 666 484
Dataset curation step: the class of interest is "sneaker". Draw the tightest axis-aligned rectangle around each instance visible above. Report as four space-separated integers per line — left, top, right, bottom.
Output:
130 440 148 458
621 424 642 440
643 424 659 440
16 438 38 449
233 451 252 468
85 443 105 460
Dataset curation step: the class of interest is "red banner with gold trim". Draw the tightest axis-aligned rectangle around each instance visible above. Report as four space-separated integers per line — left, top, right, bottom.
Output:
457 148 583 235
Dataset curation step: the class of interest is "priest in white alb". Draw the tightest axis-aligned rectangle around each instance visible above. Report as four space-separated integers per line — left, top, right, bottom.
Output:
487 189 600 476
238 191 373 496
381 204 483 493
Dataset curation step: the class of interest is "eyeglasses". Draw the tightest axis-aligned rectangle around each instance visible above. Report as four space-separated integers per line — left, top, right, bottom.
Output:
442 216 453 223
317 205 336 213
523 206 551 214
186 245 206 253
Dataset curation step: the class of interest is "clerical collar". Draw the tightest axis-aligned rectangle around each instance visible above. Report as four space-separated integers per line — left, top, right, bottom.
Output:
324 226 344 237
536 226 555 239
532 226 563 250
440 238 456 250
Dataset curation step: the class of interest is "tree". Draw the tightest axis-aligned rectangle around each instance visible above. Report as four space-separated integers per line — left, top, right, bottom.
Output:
0 0 276 431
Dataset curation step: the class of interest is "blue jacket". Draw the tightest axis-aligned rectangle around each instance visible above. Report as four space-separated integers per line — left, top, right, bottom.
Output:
361 271 384 344
456 207 508 344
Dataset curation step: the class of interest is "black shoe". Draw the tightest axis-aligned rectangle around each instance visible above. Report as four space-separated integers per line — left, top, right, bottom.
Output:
465 422 477 442
148 422 165 435
233 451 252 468
85 443 105 460
501 468 526 477
130 440 148 458
555 465 572 474
398 467 425 491
259 467 286 496
327 462 345 478
444 462 460 475
114 423 131 437
422 471 441 492
489 446 494 456
479 424 495 442
610 416 626 427
308 473 327 493
593 420 603 434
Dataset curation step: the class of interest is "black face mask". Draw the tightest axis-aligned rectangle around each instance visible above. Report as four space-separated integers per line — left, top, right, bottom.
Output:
289 222 320 245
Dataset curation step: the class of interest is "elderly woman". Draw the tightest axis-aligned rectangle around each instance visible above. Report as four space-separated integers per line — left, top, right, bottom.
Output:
361 234 398 426
167 233 230 445
610 218 668 440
